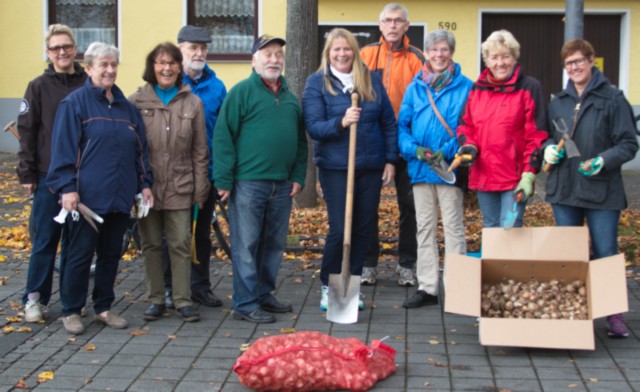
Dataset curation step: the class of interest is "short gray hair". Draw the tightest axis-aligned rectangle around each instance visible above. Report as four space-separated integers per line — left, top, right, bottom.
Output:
379 3 408 21
84 42 120 66
424 29 456 53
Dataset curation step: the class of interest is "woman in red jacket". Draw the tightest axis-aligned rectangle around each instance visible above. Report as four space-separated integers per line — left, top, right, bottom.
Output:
456 30 547 228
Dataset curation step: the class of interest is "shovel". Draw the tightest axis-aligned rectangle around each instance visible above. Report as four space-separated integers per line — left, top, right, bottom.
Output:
504 190 523 230
191 204 200 265
327 92 361 324
424 152 456 184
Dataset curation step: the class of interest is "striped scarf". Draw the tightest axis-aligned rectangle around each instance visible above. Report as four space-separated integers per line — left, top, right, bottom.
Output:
421 60 455 91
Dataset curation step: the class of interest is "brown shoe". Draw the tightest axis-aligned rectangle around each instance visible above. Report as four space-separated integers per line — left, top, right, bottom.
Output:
95 311 128 329
62 314 85 335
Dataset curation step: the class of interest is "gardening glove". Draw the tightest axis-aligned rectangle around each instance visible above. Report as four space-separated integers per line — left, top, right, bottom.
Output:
578 156 604 176
514 172 536 202
415 147 433 162
425 149 444 165
543 144 566 165
456 145 478 167
135 193 150 219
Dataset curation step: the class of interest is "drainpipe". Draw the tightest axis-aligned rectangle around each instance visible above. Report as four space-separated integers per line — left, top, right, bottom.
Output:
565 0 584 41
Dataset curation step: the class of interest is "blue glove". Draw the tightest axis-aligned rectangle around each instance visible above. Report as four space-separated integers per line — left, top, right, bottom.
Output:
578 156 604 176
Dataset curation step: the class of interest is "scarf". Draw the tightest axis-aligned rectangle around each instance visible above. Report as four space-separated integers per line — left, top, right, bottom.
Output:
330 66 354 94
421 61 455 91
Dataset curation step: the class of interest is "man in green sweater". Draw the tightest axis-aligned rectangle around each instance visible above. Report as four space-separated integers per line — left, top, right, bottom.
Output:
213 35 307 324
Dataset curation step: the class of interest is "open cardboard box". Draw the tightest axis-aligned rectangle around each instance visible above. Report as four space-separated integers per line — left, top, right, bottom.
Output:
445 226 628 350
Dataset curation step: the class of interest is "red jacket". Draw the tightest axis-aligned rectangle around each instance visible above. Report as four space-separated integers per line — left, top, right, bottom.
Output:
458 65 547 191
360 35 425 117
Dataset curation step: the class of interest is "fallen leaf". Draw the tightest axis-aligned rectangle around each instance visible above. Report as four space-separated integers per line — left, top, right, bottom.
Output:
168 335 176 340
85 344 96 351
68 337 77 343
130 327 150 336
6 316 22 322
3 326 15 333
589 378 599 383
16 327 32 333
279 328 295 333
0 255 6 262
15 380 28 389
38 371 54 381
428 339 440 345
568 384 578 388
240 343 250 352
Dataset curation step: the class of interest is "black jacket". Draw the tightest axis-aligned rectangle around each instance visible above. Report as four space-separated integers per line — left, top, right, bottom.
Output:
545 67 638 209
16 62 87 183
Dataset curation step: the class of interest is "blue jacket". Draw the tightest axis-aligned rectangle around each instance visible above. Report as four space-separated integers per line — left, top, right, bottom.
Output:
302 69 398 170
47 78 153 215
183 65 227 177
398 64 473 184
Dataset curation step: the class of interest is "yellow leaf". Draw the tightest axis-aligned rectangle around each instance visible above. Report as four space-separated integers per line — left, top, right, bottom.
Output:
0 255 6 262
625 261 632 267
381 243 393 250
85 344 96 351
3 326 15 333
16 327 32 333
240 343 250 352
428 339 440 345
38 371 54 380
130 328 149 336
6 316 22 322
279 328 296 333
121 253 132 261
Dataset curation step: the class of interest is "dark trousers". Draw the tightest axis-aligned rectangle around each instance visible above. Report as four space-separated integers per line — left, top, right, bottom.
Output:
364 158 417 268
319 169 382 286
23 176 65 305
60 212 129 316
164 183 215 293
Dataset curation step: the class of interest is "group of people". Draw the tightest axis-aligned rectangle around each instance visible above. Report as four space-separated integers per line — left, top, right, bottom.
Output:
16 2 637 340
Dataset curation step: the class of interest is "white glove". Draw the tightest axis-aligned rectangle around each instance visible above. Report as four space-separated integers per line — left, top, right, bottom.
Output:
543 145 565 165
135 193 150 218
53 208 79 224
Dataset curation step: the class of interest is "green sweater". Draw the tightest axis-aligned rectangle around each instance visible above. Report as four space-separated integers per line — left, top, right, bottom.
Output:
212 72 307 191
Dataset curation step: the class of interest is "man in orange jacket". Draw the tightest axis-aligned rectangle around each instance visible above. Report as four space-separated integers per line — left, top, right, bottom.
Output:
360 3 425 287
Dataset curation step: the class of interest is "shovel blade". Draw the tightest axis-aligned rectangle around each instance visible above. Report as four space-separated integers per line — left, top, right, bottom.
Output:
563 138 581 158
503 205 518 230
326 273 360 324
432 160 456 184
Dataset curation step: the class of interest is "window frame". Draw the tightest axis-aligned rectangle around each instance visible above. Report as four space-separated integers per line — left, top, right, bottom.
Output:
46 0 119 59
186 0 258 61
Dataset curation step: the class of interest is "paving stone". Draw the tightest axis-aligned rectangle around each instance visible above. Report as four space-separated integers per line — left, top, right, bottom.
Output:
583 381 635 392
95 365 145 379
537 366 583 380
493 365 538 379
174 380 225 392
493 378 543 392
52 363 101 378
139 366 189 381
108 354 154 367
149 355 196 369
183 368 230 382
126 379 178 392
118 342 165 356
539 379 588 391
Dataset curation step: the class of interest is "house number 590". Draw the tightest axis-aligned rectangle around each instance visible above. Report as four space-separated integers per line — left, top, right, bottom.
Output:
438 21 457 30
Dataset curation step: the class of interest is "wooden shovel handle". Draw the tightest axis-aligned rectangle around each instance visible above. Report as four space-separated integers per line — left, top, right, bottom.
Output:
448 154 472 172
341 93 358 278
542 138 566 172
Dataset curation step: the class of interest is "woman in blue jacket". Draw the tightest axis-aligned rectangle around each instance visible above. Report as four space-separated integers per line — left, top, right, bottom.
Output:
47 42 153 335
302 28 398 312
397 29 473 309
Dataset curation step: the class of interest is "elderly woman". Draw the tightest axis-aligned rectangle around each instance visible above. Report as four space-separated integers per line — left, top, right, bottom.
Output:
129 42 209 323
544 39 638 338
302 28 398 312
47 42 153 335
397 29 473 309
457 30 548 228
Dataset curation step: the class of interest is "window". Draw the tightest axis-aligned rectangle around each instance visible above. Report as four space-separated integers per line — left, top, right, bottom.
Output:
48 0 117 55
187 0 257 61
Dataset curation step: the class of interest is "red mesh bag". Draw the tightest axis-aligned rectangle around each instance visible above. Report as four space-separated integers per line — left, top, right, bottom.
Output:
233 331 396 391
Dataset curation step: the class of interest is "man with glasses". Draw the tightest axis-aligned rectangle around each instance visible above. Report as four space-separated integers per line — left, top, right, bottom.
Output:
160 25 228 310
17 24 87 323
360 3 425 287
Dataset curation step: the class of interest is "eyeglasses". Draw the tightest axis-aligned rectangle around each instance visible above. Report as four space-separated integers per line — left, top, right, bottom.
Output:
564 57 588 69
381 17 406 25
47 44 75 53
155 61 179 68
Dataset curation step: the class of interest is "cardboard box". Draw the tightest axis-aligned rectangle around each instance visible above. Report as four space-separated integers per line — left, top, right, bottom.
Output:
445 226 628 350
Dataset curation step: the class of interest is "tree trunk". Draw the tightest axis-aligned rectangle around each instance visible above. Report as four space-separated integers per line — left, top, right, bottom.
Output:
286 0 319 208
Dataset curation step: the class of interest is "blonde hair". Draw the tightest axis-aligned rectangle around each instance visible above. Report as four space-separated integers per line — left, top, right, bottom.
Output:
46 24 76 48
318 28 375 102
481 29 520 62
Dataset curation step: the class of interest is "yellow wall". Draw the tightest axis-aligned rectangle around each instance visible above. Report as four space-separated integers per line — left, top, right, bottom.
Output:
1 0 639 103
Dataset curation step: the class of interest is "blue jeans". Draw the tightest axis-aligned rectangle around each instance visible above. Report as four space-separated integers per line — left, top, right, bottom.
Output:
551 204 619 259
228 180 292 314
318 169 383 286
60 212 129 316
477 190 526 228
23 176 65 305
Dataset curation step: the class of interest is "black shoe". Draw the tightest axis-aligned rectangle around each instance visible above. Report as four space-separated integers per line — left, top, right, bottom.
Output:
165 289 175 309
143 304 166 321
403 290 438 309
260 296 292 313
191 289 223 307
232 309 276 323
176 306 200 322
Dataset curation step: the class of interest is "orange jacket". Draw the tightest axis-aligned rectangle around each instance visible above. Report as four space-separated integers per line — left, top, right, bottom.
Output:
360 35 425 117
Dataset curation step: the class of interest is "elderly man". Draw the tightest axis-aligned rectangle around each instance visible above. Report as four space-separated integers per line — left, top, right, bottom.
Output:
360 2 425 287
213 35 307 323
163 25 227 310
17 24 87 323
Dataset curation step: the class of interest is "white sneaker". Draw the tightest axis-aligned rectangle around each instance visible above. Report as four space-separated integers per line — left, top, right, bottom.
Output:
320 286 328 311
396 265 416 287
25 300 45 323
361 267 377 285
